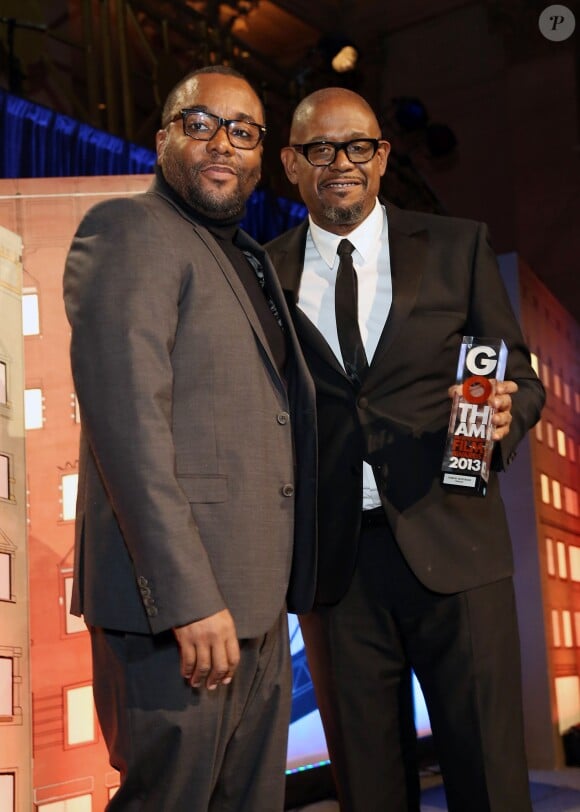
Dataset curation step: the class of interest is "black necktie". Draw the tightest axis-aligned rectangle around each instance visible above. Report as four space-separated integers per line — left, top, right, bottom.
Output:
335 239 368 385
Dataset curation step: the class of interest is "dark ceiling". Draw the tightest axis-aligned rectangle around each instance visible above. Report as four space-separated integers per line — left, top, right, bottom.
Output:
1 1 555 155
1 0 579 321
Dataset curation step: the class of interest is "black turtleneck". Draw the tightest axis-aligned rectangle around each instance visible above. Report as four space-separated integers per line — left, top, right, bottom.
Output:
155 167 287 376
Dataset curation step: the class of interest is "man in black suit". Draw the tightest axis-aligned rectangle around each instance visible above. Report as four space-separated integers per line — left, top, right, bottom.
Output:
267 87 544 812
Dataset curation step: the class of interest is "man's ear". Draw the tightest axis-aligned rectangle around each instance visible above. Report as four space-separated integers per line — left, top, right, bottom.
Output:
377 140 391 178
280 146 299 185
156 128 168 161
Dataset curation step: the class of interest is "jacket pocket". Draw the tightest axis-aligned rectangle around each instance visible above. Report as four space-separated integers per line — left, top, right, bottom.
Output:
177 474 228 503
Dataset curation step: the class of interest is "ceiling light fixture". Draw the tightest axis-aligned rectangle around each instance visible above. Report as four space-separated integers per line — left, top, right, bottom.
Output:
318 35 359 74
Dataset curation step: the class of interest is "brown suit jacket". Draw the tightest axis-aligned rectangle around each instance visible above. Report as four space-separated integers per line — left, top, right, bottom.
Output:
64 173 317 637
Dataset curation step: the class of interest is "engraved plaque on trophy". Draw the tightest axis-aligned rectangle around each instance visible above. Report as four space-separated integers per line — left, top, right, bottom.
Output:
441 336 508 497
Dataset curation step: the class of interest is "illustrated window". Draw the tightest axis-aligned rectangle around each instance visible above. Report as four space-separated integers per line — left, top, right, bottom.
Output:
0 552 12 602
0 362 6 406
37 794 92 811
61 474 78 521
24 388 44 430
22 289 40 336
64 576 85 635
0 773 15 812
0 657 14 718
0 455 10 500
64 684 95 747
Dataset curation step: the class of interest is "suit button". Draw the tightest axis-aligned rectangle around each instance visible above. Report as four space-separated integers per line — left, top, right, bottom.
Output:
137 576 148 587
146 606 158 617
358 396 368 409
277 411 290 425
143 597 155 607
281 484 295 497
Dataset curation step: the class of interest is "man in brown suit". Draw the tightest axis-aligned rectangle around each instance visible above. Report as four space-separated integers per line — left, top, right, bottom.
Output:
63 66 316 811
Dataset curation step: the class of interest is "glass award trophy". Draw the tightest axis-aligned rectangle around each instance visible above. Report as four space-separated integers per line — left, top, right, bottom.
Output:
441 336 508 496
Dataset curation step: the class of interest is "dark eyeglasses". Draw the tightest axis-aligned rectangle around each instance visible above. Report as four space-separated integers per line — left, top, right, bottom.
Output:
291 138 381 166
168 108 266 150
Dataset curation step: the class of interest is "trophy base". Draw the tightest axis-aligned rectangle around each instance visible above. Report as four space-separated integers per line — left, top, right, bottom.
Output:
440 471 488 497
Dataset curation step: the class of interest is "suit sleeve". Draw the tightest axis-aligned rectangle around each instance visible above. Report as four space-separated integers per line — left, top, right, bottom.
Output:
63 197 226 633
466 223 545 470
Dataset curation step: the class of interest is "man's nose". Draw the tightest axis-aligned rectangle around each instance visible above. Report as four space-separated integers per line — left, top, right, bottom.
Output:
207 125 233 152
330 146 353 168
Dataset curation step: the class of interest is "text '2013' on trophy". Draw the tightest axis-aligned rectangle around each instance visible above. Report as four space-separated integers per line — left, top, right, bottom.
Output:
441 336 508 497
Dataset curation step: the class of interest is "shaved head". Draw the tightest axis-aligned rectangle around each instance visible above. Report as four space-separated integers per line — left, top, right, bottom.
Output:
290 88 381 143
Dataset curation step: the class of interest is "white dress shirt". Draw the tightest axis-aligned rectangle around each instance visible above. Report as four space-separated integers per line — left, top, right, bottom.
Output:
297 199 392 509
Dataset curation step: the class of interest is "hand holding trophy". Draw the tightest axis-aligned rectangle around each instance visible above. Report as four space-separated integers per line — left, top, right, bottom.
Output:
441 336 508 496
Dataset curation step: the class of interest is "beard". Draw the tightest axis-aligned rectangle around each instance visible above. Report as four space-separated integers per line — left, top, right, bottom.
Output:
320 200 366 225
162 152 260 219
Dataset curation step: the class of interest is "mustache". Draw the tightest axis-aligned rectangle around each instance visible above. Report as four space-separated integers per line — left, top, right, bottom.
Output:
318 173 367 189
194 159 237 173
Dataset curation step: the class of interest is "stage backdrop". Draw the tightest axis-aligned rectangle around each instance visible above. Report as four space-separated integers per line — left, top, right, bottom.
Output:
0 87 433 808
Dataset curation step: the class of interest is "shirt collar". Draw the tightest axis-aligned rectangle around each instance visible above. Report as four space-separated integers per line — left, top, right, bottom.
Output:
308 198 384 268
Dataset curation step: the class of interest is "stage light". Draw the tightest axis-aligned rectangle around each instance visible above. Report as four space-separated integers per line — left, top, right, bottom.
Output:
331 44 358 72
318 35 359 74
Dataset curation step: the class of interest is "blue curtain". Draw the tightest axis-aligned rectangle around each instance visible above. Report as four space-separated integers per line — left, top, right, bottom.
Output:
242 186 307 242
0 87 306 240
0 88 157 177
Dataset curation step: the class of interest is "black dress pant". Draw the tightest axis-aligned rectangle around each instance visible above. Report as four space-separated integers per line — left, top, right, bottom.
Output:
300 520 532 812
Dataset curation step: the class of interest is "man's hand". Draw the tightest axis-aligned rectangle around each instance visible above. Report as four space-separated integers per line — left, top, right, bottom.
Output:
447 379 518 441
490 380 518 442
173 608 240 690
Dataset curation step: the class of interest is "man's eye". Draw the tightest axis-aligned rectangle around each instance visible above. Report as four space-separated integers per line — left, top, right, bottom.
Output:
190 120 210 132
230 124 253 139
310 145 333 157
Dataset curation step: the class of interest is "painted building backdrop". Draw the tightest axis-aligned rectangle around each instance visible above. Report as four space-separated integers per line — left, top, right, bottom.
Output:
0 175 578 811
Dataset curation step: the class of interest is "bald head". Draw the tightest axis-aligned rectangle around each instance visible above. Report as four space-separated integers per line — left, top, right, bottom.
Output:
290 88 381 143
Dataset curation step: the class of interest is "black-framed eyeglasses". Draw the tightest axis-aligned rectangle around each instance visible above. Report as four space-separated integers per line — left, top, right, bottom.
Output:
291 138 381 166
169 108 266 150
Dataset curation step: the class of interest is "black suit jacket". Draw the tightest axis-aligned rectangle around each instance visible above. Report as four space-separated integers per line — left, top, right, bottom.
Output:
267 203 544 603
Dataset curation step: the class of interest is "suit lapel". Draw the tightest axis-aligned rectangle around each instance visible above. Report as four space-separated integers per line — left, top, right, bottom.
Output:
194 226 286 389
294 307 345 373
150 177 282 378
273 220 347 379
272 219 308 303
365 204 427 378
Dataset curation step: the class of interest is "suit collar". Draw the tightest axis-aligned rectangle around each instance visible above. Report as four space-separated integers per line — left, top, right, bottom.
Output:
275 219 310 302
271 202 428 385
150 172 289 392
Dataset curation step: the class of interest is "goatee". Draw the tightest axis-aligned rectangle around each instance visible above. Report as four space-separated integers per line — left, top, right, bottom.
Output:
321 200 365 225
162 156 258 220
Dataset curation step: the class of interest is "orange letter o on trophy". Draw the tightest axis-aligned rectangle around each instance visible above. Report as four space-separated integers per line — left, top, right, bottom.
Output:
462 375 493 404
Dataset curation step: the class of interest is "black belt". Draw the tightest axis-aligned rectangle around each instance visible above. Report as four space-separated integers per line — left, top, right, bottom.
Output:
361 507 388 528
